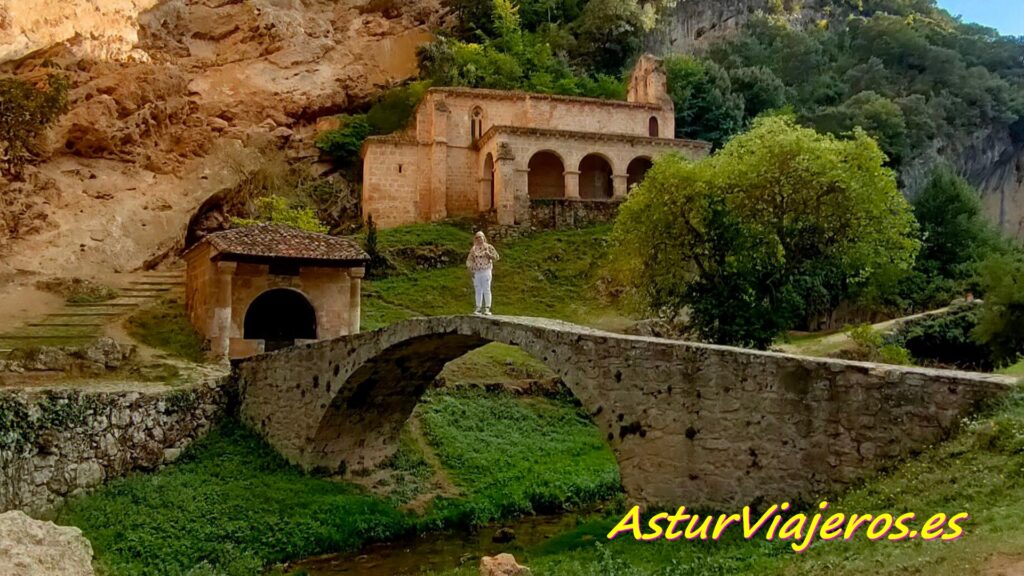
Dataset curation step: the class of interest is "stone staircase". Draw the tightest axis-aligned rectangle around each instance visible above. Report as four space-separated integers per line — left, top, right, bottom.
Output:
0 269 185 357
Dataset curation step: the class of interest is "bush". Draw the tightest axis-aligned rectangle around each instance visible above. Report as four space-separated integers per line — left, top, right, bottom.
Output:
973 253 1024 368
890 304 996 371
35 277 118 304
315 115 372 167
231 195 329 234
0 74 70 178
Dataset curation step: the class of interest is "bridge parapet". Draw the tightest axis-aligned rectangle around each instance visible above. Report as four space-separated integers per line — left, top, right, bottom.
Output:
236 315 1015 507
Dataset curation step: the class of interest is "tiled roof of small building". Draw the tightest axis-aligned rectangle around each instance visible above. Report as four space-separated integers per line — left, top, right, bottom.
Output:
201 224 369 263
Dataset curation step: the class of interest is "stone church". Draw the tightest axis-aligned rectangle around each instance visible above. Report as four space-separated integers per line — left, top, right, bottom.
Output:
360 55 711 229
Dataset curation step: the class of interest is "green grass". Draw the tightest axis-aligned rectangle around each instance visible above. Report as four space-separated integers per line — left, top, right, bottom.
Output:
439 343 554 384
126 296 207 363
998 360 1024 377
362 224 629 331
418 389 620 529
59 390 618 575
432 392 1024 576
59 422 409 576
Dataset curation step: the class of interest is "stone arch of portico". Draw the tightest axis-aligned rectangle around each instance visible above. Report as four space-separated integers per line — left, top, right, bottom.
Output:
579 153 615 199
527 150 567 199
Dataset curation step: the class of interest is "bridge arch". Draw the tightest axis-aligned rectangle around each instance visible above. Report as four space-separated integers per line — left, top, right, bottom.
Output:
237 315 1012 507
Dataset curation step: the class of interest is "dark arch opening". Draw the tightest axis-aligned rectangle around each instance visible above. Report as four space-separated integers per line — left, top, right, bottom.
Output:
244 289 317 352
627 157 654 191
528 151 565 199
649 116 659 138
579 154 613 199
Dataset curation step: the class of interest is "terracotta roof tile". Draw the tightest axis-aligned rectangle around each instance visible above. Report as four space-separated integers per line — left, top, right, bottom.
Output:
204 224 369 263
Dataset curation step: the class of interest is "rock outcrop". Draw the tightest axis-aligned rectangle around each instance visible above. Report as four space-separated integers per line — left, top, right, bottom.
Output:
0 0 441 276
0 510 95 576
479 553 531 576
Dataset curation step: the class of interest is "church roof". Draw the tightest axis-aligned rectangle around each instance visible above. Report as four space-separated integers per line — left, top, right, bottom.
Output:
198 224 369 266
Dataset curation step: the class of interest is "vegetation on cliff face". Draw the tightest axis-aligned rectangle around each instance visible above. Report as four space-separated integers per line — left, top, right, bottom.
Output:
0 74 69 179
707 11 1022 164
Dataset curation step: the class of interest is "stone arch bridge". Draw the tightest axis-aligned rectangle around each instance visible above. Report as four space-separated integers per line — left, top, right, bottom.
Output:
236 316 1014 507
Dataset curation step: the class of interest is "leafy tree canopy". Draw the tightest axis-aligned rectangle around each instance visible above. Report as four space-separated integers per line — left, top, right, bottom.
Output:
610 116 920 348
973 253 1024 368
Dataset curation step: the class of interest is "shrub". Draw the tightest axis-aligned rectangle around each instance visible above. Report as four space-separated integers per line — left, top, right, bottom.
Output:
0 74 70 178
231 195 329 234
315 115 372 167
890 304 996 371
35 277 118 304
973 253 1024 369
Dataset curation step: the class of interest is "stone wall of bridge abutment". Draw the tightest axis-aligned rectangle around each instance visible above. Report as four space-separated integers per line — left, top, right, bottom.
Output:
235 315 1016 508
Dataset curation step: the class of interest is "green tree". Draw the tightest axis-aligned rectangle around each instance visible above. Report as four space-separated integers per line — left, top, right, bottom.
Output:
611 116 919 348
0 74 70 178
315 115 372 167
973 252 1024 368
232 195 329 234
663 56 745 147
913 165 998 280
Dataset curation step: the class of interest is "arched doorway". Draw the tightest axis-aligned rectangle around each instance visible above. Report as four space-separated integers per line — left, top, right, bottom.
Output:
627 157 654 191
481 153 495 211
649 116 659 138
579 154 613 199
527 151 565 199
244 289 317 352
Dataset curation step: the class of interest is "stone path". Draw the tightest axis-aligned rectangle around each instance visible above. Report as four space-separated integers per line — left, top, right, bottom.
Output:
0 269 184 357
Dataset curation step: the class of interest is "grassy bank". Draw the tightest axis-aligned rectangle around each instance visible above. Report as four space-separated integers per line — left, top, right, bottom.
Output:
58 390 618 575
433 392 1024 576
362 223 629 331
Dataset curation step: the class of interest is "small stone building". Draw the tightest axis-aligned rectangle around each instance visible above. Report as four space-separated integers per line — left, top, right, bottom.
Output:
184 224 369 360
360 55 711 229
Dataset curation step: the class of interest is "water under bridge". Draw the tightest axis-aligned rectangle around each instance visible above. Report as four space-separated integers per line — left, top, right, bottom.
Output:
235 315 1014 507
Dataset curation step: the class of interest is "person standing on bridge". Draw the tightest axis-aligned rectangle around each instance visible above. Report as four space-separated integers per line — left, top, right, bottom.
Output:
467 231 500 316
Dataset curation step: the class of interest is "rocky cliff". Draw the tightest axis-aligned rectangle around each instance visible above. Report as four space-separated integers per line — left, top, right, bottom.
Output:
0 0 440 276
1 0 1021 277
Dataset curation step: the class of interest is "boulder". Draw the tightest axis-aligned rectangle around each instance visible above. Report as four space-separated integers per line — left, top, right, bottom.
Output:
0 510 95 576
479 553 531 576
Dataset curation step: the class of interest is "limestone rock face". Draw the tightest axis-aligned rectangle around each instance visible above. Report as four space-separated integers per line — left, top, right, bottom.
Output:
0 511 95 576
0 0 442 277
0 0 159 63
479 553 531 576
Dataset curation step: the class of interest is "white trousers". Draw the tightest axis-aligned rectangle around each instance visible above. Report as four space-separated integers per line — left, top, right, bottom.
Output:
473 268 493 309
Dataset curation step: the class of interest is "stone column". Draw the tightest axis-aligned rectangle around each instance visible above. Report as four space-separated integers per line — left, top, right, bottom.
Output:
564 170 581 199
612 174 629 199
211 261 236 360
429 101 450 221
348 267 365 335
494 142 517 226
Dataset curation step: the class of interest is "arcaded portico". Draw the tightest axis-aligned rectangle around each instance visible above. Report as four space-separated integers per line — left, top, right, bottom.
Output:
361 55 711 228
183 224 370 360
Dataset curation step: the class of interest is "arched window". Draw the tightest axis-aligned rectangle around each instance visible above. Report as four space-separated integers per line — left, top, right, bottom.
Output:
649 116 660 138
471 107 484 142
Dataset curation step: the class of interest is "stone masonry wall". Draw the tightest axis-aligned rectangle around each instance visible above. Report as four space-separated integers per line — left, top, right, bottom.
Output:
238 316 1016 509
0 377 231 517
529 199 622 230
